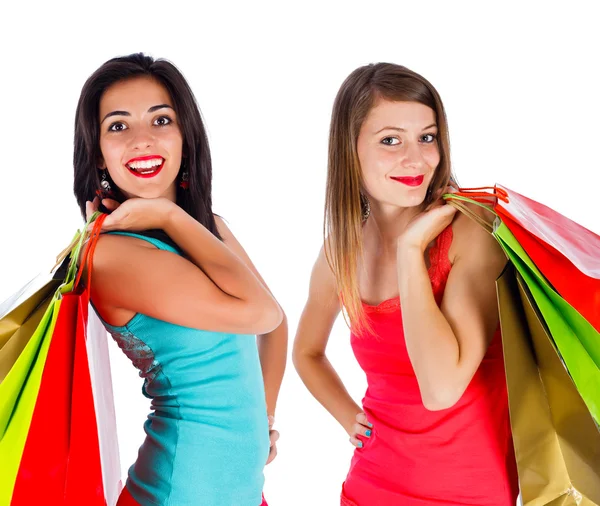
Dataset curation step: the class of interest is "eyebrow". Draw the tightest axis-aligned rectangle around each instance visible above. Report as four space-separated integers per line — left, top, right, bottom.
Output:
100 104 174 124
375 123 437 134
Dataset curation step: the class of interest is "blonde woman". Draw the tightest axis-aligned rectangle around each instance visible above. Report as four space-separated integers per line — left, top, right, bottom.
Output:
293 63 518 506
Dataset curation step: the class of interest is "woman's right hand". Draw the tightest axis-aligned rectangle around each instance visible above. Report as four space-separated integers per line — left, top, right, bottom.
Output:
347 411 373 448
85 196 176 232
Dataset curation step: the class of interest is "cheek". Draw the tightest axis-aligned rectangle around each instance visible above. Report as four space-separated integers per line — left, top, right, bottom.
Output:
359 145 392 177
423 145 441 169
99 137 122 165
162 130 184 158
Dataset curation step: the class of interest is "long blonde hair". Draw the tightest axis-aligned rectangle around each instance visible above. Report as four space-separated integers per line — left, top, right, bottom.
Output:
324 63 454 334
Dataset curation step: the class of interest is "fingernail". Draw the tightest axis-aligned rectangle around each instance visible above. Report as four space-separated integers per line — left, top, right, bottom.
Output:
358 441 363 448
367 422 373 427
365 430 371 437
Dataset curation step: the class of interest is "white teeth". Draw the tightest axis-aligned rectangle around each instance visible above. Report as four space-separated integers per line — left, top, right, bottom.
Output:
128 158 163 170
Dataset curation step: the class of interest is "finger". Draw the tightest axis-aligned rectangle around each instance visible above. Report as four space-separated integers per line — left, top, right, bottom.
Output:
349 436 364 449
269 429 280 446
439 203 458 216
353 423 372 438
267 415 275 430
355 412 373 428
102 198 120 211
266 444 278 465
85 201 92 221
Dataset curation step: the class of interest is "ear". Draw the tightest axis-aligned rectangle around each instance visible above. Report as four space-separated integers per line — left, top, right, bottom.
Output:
96 156 105 170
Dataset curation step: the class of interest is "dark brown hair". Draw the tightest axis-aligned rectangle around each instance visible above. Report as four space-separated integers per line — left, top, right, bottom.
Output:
324 63 455 333
73 52 221 240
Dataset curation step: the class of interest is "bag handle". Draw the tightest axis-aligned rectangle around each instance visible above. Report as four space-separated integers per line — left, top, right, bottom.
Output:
450 185 509 204
443 193 498 236
51 231 82 273
74 213 107 293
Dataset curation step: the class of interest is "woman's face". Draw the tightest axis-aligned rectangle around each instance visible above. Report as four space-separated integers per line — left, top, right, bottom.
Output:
357 98 440 210
98 76 183 201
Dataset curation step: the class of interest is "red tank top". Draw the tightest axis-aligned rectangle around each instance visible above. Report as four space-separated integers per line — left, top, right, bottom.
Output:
341 226 519 506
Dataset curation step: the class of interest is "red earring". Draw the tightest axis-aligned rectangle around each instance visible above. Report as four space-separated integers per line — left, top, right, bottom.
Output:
180 171 189 190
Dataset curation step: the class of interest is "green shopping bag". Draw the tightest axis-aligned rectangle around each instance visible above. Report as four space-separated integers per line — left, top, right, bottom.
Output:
447 196 600 425
0 218 94 505
495 221 600 424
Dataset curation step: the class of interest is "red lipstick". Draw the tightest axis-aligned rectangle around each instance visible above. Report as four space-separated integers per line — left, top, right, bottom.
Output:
391 175 424 187
125 155 165 179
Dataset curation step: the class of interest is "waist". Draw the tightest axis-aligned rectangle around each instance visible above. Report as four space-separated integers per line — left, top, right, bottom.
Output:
344 384 516 505
127 415 269 505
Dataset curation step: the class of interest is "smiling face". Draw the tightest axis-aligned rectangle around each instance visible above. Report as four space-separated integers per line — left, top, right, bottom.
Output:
98 76 183 200
357 98 440 210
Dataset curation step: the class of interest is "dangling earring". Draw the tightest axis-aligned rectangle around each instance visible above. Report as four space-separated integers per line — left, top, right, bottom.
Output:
180 170 189 190
360 192 371 221
96 169 113 198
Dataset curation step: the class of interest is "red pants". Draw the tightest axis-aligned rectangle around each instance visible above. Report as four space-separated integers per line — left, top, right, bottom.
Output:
117 486 269 505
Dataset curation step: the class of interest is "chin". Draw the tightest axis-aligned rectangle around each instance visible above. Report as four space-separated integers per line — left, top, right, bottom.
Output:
126 187 169 200
398 193 426 208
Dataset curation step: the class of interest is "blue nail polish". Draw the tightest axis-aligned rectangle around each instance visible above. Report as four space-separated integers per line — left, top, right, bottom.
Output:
358 441 363 448
365 430 371 437
367 422 373 428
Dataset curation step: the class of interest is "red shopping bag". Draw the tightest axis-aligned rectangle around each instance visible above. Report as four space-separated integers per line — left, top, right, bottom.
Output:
451 185 600 333
11 214 121 505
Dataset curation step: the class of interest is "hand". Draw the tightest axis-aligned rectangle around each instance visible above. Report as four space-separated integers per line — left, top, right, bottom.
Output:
347 412 373 449
85 196 120 221
85 197 175 233
266 415 279 465
397 185 458 253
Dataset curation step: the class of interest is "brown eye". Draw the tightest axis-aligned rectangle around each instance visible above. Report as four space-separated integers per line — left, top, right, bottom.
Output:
154 116 172 127
381 137 400 146
108 122 127 132
421 133 436 143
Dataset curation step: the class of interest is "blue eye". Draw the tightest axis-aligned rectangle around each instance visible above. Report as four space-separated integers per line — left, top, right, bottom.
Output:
381 137 400 146
108 122 127 132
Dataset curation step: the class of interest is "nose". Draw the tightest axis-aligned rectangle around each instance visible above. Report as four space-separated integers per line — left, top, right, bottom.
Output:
401 140 424 170
129 125 155 151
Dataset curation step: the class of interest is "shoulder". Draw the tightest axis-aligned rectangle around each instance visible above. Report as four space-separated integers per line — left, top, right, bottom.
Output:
87 233 160 275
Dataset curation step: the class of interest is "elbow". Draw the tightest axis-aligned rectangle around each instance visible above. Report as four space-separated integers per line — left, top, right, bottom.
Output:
421 387 464 412
242 298 284 335
292 342 322 374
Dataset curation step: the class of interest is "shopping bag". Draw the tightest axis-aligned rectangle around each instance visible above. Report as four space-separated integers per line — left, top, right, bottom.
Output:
0 231 86 505
450 185 600 334
0 287 62 506
0 232 79 383
10 213 121 505
446 196 600 424
497 264 600 505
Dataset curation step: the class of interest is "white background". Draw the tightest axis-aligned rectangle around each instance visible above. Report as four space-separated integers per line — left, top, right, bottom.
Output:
1 1 599 505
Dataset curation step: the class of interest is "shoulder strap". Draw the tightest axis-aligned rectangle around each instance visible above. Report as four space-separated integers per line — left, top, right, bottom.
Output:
106 231 181 255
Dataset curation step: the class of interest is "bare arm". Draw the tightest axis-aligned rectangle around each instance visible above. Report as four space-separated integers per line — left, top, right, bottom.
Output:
292 246 363 435
89 198 282 335
214 216 288 417
397 207 506 410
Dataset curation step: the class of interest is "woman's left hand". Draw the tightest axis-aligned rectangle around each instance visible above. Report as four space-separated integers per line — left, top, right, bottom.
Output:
85 196 175 233
266 415 279 465
397 186 458 253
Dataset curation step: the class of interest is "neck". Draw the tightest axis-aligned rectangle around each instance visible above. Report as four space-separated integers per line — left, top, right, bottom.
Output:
363 201 421 254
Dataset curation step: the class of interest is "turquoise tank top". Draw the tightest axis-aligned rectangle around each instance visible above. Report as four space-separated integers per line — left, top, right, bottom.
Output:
96 232 269 506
